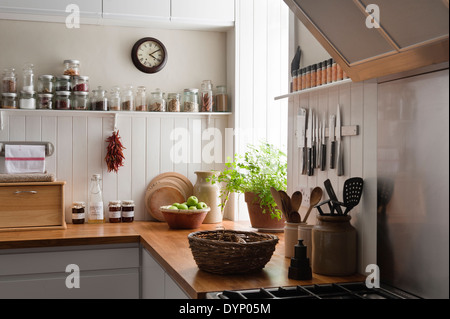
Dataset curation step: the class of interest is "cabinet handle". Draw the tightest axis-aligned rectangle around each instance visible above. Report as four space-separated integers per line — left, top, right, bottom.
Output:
14 190 37 194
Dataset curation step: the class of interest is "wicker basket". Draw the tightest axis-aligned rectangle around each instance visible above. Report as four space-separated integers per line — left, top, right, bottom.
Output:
188 230 279 275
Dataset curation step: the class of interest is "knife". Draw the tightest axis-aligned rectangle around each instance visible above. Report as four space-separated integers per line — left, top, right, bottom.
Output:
306 108 313 176
297 108 307 175
336 104 344 176
321 112 327 171
311 110 317 170
329 114 336 169
317 115 322 170
315 112 319 169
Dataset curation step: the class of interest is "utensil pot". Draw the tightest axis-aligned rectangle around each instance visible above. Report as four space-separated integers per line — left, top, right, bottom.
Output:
312 215 356 276
193 171 222 224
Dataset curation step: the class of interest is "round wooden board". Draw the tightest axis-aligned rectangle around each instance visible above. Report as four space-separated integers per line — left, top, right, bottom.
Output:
148 172 193 197
145 185 185 221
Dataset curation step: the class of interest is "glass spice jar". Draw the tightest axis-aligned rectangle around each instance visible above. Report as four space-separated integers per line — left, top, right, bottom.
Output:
108 200 122 223
55 75 71 92
149 89 166 112
91 86 107 111
336 63 344 81
72 75 89 92
135 86 147 111
305 66 311 89
200 80 213 112
72 91 89 110
183 88 199 112
167 93 181 112
316 62 322 86
321 60 327 85
1 93 17 109
72 202 86 224
64 59 80 76
37 75 54 93
215 85 228 112
292 69 298 92
121 85 134 111
311 64 317 88
326 58 333 84
331 59 337 82
109 86 121 111
121 200 135 222
300 68 306 90
22 63 34 93
19 90 36 109
36 93 53 109
2 68 17 93
55 91 71 110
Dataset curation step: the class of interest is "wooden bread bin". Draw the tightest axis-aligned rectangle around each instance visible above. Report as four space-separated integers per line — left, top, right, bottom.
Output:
0 181 66 232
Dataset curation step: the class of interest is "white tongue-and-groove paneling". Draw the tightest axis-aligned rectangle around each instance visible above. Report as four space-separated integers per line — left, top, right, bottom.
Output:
0 110 230 223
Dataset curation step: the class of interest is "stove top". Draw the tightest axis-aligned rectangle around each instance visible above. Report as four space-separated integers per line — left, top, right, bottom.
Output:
208 282 419 299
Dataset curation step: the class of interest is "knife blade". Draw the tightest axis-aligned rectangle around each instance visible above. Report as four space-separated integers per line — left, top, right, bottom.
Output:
317 115 322 170
336 104 344 176
297 108 307 175
321 112 327 171
311 110 317 170
306 108 313 176
329 114 336 169
314 112 319 169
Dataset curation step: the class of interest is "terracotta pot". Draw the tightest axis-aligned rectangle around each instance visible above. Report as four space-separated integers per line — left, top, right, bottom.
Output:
244 192 285 232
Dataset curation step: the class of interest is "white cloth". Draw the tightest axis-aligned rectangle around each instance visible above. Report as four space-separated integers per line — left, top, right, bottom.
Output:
5 145 46 174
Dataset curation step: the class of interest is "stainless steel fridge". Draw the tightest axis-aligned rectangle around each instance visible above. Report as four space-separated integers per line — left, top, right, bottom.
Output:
377 68 449 299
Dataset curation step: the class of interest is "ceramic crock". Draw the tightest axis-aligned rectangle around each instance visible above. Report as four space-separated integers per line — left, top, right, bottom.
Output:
193 171 222 224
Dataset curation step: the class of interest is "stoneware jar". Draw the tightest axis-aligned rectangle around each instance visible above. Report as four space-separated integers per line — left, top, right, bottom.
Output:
312 215 356 276
193 171 222 224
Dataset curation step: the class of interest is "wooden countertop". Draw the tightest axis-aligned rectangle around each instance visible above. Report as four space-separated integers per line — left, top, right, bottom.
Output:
0 220 364 298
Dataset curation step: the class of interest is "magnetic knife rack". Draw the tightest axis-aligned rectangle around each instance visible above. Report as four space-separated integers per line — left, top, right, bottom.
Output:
325 125 359 137
0 142 55 157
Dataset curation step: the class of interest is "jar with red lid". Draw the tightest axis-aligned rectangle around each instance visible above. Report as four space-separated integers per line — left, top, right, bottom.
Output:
121 200 135 222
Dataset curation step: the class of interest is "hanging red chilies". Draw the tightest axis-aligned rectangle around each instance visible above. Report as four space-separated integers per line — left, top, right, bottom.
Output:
105 130 125 173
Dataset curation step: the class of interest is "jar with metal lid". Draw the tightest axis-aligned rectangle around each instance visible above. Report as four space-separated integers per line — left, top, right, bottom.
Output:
108 200 122 223
331 59 337 82
64 59 80 76
326 58 333 84
183 88 199 112
22 63 34 93
121 85 134 111
121 200 135 222
72 91 89 110
109 86 121 111
305 66 311 89
19 90 36 109
2 68 16 93
200 80 213 112
37 75 54 93
91 86 107 111
135 86 148 111
72 202 86 224
55 91 71 110
311 64 317 88
1 93 17 109
166 93 180 112
316 62 322 86
215 85 228 112
55 75 71 91
149 89 166 112
72 75 89 92
36 93 53 109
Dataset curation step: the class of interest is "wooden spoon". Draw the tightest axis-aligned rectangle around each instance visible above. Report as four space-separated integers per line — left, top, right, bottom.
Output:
278 190 292 221
302 187 323 223
270 187 284 213
291 191 302 213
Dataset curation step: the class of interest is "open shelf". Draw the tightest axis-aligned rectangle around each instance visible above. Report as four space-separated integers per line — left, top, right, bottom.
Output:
274 78 352 100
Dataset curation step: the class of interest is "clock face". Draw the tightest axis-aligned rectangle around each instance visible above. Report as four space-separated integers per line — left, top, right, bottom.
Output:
131 37 167 74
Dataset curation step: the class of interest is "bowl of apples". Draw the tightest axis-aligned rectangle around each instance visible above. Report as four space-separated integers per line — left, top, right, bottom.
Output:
160 196 210 229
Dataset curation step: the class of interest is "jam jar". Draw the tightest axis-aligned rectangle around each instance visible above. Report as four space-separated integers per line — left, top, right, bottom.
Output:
108 200 122 223
55 75 71 92
72 202 86 224
121 200 135 222
36 93 53 109
1 93 18 109
37 75 54 93
64 59 80 76
72 75 89 92
55 91 71 110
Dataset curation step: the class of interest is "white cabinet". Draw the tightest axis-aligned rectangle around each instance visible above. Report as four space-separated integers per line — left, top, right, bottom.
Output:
103 0 170 22
0 244 140 299
141 248 189 299
171 0 234 26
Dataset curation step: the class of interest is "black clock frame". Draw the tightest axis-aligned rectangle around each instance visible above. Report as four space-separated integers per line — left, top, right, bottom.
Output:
131 37 168 74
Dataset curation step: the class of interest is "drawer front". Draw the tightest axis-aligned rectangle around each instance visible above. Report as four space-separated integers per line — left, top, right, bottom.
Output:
0 185 62 228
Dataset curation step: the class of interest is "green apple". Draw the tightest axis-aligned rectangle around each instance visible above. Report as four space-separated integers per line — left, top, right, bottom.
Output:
186 196 198 207
177 203 188 210
172 203 180 207
168 205 179 210
188 206 198 210
196 202 207 209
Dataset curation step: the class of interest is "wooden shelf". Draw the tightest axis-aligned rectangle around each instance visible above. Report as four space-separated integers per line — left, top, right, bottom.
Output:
274 78 352 100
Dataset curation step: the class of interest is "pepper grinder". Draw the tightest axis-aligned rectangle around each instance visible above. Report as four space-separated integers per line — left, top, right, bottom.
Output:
288 239 312 280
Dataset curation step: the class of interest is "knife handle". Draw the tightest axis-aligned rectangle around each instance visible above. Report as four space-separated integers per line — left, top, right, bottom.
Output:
337 142 344 176
307 148 313 176
301 147 307 175
321 144 327 171
330 141 336 169
312 144 317 169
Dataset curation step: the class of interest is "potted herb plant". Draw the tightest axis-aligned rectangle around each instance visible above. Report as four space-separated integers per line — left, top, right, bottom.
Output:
208 142 287 231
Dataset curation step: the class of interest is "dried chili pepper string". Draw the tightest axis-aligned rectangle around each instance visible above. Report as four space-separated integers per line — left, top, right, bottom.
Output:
105 130 126 173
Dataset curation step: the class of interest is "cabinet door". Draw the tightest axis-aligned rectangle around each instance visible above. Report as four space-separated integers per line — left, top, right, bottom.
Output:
103 0 170 21
171 0 235 25
141 248 165 299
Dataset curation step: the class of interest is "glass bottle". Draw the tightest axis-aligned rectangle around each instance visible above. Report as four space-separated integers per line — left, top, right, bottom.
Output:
121 85 134 111
200 80 213 112
108 200 122 223
72 202 86 224
135 86 147 111
109 86 121 111
37 75 54 93
166 93 181 112
64 59 80 76
88 174 104 224
2 68 17 93
121 200 135 223
22 63 34 93
91 86 107 111
149 89 166 112
183 88 199 112
215 85 228 112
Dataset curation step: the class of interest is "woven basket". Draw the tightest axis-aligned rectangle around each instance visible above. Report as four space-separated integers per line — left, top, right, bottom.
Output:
188 230 279 275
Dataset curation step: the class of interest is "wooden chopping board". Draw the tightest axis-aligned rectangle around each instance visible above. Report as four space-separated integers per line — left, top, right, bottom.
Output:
145 183 185 221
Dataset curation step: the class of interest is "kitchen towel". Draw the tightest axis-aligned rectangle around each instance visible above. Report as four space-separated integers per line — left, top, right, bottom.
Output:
4 145 46 174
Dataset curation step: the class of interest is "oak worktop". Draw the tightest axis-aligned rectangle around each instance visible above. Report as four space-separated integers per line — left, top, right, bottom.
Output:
0 220 364 298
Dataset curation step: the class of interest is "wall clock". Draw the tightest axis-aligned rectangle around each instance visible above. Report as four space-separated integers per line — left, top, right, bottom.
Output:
131 37 168 74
